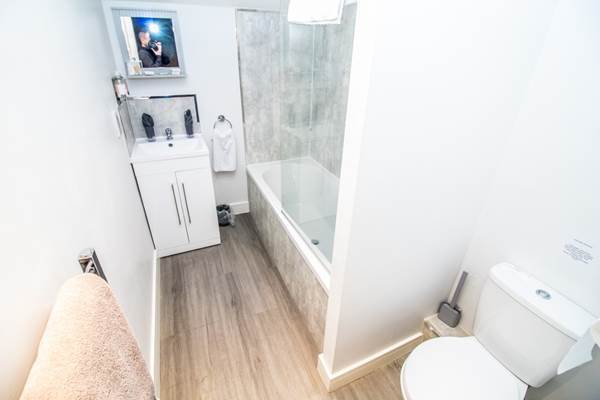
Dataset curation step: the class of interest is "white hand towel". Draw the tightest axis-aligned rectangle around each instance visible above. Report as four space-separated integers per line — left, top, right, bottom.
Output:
288 0 345 25
212 126 237 172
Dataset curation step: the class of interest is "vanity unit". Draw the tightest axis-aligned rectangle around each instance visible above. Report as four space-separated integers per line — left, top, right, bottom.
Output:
131 135 220 256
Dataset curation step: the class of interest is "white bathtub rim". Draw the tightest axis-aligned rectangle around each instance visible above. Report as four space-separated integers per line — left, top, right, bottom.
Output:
247 160 331 294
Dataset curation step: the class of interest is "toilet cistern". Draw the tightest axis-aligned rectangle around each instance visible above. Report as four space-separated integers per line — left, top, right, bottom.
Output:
592 320 600 345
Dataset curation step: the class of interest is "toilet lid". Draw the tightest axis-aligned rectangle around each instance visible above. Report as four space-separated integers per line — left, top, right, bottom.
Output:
401 337 527 400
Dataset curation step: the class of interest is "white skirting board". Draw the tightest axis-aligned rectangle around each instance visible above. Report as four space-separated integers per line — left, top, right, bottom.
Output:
317 332 423 392
157 237 221 257
229 201 249 214
150 251 161 398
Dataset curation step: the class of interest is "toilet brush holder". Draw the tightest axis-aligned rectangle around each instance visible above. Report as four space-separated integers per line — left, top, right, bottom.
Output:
438 271 468 328
438 302 462 328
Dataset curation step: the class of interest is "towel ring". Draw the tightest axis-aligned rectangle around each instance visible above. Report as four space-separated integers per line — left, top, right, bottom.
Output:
213 115 233 129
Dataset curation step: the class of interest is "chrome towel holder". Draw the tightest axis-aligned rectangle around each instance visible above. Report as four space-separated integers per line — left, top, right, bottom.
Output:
213 114 233 129
78 248 107 282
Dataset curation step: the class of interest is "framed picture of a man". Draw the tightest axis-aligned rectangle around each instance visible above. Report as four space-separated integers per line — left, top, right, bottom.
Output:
111 9 185 78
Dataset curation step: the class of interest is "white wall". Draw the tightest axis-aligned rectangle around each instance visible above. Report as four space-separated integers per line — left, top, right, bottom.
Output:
323 0 558 373
0 1 155 398
103 1 249 211
459 0 600 332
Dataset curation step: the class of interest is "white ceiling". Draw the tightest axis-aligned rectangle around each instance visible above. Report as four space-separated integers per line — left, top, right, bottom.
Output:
107 0 358 12
110 0 281 11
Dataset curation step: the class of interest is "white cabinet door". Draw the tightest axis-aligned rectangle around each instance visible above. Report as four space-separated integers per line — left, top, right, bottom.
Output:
136 171 189 249
176 168 220 245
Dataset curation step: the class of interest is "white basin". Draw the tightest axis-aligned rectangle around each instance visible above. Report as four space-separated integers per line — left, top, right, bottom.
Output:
131 135 209 163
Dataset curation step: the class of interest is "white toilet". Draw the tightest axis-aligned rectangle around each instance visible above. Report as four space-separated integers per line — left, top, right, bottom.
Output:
400 263 596 400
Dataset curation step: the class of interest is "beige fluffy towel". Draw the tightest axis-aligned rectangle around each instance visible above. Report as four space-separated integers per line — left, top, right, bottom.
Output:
20 274 155 400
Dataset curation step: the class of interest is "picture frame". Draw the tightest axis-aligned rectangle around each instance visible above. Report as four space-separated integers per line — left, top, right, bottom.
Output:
111 8 185 79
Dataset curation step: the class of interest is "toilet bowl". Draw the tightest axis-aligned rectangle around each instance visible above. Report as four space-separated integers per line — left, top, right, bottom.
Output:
400 337 527 400
400 263 596 400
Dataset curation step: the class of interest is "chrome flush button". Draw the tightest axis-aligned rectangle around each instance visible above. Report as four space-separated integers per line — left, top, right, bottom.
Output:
536 289 552 300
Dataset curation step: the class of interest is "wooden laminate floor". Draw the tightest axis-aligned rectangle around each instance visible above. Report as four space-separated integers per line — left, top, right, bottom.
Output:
160 214 405 400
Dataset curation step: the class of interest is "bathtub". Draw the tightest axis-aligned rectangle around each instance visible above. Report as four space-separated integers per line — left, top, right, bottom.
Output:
247 157 337 350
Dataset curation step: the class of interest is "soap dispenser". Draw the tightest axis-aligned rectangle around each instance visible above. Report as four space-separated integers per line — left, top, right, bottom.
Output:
111 72 129 103
184 109 194 137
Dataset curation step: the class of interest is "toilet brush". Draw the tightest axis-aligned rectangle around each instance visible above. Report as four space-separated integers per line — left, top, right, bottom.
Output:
438 271 468 328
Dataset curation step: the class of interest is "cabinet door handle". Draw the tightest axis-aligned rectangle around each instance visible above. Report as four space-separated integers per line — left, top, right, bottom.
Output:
182 183 192 224
171 184 182 226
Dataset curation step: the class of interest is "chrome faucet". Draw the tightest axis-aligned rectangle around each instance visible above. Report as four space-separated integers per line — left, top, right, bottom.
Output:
165 128 173 140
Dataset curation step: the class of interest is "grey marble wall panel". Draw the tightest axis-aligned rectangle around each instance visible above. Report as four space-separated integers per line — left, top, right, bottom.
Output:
237 6 355 175
248 177 327 352
236 10 282 165
126 96 199 140
280 22 314 138
309 4 357 177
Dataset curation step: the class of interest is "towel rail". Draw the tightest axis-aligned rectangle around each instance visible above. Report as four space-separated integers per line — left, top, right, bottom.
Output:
78 248 107 282
213 114 233 129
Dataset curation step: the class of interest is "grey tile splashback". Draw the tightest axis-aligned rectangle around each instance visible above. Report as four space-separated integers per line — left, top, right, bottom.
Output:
236 5 356 177
126 96 199 140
